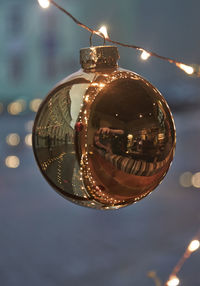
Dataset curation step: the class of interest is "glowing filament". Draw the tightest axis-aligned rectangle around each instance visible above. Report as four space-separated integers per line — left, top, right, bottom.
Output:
141 50 151 60
188 240 200 252
176 63 194 75
38 0 50 8
98 26 109 39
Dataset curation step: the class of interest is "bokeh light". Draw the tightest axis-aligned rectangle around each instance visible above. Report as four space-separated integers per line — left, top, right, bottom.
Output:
29 98 42 112
25 120 34 132
7 100 26 115
191 172 200 188
188 240 200 252
6 133 20 146
25 134 32 147
5 156 20 168
38 0 50 9
167 276 180 286
179 171 192 187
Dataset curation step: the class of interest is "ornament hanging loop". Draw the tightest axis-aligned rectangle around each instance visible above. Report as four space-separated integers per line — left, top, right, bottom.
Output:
90 31 106 47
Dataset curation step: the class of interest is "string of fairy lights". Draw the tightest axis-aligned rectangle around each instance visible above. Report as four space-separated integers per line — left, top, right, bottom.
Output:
148 233 200 286
35 0 200 285
37 0 200 77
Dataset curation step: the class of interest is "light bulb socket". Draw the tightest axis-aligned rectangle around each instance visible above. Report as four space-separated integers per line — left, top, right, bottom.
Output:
80 45 119 70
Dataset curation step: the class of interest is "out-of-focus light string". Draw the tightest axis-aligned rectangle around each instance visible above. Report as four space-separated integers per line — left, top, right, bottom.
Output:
148 229 200 285
37 0 200 77
165 229 200 286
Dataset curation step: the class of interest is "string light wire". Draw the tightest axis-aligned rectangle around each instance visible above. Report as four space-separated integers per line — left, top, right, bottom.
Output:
38 0 200 77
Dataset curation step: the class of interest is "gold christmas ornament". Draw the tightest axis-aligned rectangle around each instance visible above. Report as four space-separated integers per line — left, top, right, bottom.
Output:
32 45 176 209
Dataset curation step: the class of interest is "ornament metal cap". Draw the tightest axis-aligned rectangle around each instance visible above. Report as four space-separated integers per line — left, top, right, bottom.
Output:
80 45 119 70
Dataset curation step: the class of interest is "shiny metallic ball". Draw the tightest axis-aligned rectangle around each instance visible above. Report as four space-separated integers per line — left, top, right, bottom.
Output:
33 46 176 210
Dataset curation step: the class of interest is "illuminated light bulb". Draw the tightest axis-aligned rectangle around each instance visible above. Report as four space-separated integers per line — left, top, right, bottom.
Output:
5 156 20 168
176 63 194 75
191 172 200 188
6 133 20 146
179 171 192 187
29 98 42 112
141 50 151 60
38 0 50 9
167 276 180 286
25 134 32 146
188 240 200 252
98 25 109 39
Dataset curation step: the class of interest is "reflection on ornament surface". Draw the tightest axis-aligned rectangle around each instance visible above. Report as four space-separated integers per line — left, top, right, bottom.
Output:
33 46 176 209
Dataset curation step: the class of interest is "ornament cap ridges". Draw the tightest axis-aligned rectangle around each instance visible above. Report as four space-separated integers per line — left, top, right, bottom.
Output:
80 45 119 70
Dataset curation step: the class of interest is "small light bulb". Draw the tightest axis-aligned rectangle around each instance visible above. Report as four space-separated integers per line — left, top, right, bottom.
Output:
188 240 200 252
38 0 50 9
177 63 194 75
167 276 180 286
141 50 151 60
98 26 109 39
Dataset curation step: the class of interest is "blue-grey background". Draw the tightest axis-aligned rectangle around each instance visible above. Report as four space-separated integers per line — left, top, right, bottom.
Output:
0 0 200 285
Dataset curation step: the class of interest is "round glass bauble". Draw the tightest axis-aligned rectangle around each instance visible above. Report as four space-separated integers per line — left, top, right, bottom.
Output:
33 49 176 210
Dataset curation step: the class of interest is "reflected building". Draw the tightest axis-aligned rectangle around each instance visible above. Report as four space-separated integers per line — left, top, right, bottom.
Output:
0 0 80 103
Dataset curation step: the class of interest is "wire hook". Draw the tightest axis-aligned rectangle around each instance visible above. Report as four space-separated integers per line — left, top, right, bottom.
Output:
90 31 106 47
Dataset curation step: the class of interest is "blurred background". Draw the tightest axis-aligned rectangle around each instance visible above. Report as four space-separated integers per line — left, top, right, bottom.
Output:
0 0 200 285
